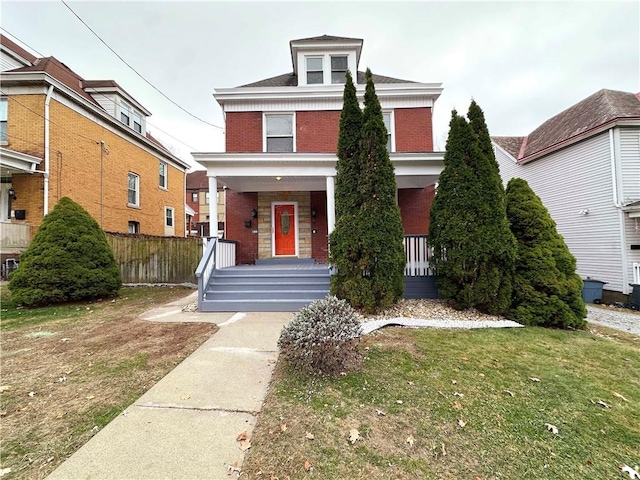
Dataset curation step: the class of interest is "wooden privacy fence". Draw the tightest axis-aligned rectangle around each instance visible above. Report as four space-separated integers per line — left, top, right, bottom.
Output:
106 233 203 284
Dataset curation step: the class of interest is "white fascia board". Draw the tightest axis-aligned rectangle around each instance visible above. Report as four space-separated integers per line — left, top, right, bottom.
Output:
0 147 43 172
83 86 152 116
290 38 363 72
0 45 33 67
214 83 443 107
1 72 189 171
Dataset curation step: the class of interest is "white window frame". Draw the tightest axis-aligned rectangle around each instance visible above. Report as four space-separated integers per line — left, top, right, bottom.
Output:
205 192 210 204
119 100 144 134
165 206 174 228
383 110 395 153
330 55 349 84
120 101 131 126
0 97 7 145
127 172 140 207
132 111 142 134
128 220 140 234
159 161 168 189
191 192 198 202
263 113 296 153
306 56 324 85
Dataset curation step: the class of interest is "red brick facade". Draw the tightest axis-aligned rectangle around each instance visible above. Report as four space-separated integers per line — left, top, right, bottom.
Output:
397 185 436 235
394 107 433 152
296 111 341 152
226 112 262 152
225 190 258 264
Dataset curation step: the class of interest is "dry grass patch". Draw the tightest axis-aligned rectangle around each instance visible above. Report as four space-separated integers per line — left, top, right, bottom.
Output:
0 285 217 480
242 326 640 479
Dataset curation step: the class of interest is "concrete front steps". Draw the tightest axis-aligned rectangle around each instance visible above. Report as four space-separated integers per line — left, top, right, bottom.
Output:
200 258 330 312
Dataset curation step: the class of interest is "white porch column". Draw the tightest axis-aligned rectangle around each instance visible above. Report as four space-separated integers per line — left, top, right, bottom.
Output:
208 175 218 238
326 175 336 234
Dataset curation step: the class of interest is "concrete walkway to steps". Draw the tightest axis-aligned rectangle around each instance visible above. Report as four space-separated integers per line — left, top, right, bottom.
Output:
47 291 293 480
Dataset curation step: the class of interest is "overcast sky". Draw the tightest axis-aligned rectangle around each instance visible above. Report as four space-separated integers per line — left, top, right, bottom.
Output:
2 1 638 169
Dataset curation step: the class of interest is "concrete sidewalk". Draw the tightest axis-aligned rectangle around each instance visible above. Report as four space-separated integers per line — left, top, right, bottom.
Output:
47 293 292 480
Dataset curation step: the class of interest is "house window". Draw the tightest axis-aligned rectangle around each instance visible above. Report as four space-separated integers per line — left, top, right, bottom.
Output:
132 111 142 134
128 221 140 234
191 192 197 202
128 172 140 207
0 98 7 144
331 56 348 84
120 101 131 126
306 57 323 84
159 162 167 188
205 192 210 204
383 112 393 152
165 207 174 227
265 114 294 152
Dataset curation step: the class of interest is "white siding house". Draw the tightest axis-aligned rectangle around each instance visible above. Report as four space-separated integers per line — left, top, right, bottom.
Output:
494 89 640 295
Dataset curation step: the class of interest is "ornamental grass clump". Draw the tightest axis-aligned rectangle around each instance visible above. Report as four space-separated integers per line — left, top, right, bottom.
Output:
278 295 363 375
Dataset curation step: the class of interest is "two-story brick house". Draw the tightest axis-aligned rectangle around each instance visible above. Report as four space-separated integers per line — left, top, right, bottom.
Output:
0 35 190 249
185 170 225 237
194 35 444 266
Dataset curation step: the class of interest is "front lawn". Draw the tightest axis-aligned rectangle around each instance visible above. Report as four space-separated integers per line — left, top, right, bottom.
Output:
242 324 640 479
0 285 217 480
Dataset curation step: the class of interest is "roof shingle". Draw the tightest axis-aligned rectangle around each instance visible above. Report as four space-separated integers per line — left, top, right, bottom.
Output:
239 70 416 88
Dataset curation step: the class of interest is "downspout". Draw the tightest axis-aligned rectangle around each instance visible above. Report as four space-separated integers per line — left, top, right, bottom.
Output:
610 128 630 294
44 85 54 215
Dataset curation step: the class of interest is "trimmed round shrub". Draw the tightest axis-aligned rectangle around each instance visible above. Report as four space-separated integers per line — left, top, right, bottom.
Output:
9 197 122 306
277 295 363 375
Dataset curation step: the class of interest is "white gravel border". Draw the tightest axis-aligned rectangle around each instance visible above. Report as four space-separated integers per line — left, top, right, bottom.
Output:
587 305 640 335
361 317 524 335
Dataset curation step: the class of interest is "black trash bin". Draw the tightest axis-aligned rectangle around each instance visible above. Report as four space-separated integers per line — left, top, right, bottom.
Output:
582 279 607 304
630 284 640 310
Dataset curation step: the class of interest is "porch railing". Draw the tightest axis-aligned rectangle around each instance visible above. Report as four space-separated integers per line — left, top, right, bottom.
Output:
196 238 237 311
404 235 433 277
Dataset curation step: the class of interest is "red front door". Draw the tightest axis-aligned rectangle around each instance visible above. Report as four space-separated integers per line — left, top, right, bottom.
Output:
274 204 296 256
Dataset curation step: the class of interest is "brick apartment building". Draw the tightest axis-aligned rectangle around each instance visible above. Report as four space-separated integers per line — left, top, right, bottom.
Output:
185 169 225 237
194 35 444 265
0 35 190 253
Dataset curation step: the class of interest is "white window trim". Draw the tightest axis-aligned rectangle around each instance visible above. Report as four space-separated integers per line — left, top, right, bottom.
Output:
128 220 140 234
297 51 357 86
263 112 296 153
305 56 324 85
159 161 168 189
330 55 349 85
127 172 140 207
165 206 175 228
0 97 7 146
271 201 299 257
119 100 145 135
383 110 395 153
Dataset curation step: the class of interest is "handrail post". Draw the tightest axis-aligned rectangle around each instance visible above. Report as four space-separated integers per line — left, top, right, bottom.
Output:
195 237 217 312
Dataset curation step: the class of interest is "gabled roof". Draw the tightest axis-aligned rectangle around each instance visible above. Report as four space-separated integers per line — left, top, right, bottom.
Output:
0 34 37 65
239 70 417 88
8 57 103 108
186 170 209 189
493 89 640 161
290 34 363 43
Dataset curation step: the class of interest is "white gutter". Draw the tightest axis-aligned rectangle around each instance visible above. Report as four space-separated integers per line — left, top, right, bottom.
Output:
44 84 54 215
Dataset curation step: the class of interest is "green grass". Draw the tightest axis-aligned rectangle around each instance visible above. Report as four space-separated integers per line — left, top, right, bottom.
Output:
242 326 640 479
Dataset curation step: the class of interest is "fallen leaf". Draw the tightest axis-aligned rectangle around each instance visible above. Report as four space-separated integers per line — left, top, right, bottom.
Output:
597 400 611 409
407 381 415 386
621 465 640 479
58 376 67 383
453 392 464 397
239 440 251 451
396 400 403 404
280 422 287 432
305 432 315 440
452 380 458 385
441 442 447 456
181 394 190 400
85 395 95 400
504 390 514 397
236 431 247 442
267 358 276 364
457 419 466 428
529 377 541 382
0 386 10 393
545 423 559 435
60 338 71 343
340 372 347 376
375 409 386 416
55 412 64 419
0 411 6 417
478 373 485 378
0 467 12 477
227 462 241 475
613 392 629 403
348 428 360 444
304 460 312 471
453 401 462 411
406 435 415 447
28 391 36 397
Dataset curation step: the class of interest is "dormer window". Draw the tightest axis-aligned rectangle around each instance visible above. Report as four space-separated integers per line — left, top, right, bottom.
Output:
120 101 131 125
133 111 142 134
331 56 348 84
306 57 323 84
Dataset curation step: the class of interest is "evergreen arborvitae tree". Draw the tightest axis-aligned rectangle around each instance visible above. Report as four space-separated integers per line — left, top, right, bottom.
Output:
334 70 363 218
505 178 586 328
330 69 405 313
428 103 516 314
9 197 122 306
